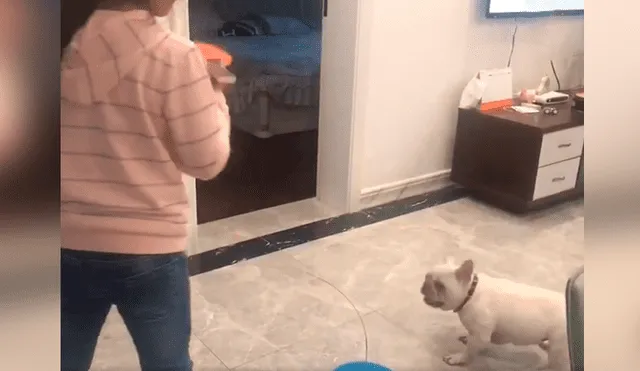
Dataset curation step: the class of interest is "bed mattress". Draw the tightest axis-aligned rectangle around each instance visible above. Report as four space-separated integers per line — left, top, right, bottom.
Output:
199 32 322 113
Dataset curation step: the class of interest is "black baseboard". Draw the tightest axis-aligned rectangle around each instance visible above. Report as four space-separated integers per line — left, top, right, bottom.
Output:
188 185 468 276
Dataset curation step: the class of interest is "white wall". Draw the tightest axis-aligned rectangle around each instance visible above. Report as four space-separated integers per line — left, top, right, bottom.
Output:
358 0 584 190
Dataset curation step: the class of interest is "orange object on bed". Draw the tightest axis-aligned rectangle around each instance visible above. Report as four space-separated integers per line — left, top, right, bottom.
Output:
195 42 233 67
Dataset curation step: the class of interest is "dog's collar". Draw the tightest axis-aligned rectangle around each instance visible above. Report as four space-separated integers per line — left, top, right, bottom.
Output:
453 274 478 313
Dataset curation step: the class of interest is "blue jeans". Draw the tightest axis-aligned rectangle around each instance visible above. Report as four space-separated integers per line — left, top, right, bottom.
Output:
61 249 192 371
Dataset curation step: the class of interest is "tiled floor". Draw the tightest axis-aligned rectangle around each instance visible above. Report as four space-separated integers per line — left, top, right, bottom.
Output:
91 197 584 370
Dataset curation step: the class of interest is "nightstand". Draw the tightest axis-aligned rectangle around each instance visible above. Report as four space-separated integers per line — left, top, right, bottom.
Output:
451 104 584 213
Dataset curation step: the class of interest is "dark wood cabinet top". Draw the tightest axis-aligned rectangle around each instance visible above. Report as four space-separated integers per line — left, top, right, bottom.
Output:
473 103 584 133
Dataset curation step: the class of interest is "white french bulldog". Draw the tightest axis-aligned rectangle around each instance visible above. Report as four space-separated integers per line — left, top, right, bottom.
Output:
420 258 570 371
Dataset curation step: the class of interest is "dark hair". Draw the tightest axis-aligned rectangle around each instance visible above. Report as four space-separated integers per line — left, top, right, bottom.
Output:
97 0 150 8
61 0 151 53
61 0 100 52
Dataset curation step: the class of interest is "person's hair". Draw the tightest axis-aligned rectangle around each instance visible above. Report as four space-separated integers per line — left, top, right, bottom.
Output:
97 0 150 10
61 0 100 52
61 0 153 53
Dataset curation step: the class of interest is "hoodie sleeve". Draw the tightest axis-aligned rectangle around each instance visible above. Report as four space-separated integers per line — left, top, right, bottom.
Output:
163 48 231 180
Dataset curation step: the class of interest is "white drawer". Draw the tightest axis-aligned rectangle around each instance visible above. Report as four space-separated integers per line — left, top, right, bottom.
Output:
533 158 580 200
538 126 584 167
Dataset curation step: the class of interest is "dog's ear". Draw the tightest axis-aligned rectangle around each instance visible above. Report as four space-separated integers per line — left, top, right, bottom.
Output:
455 259 474 283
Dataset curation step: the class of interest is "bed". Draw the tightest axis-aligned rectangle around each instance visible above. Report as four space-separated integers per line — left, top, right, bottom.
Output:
191 10 322 138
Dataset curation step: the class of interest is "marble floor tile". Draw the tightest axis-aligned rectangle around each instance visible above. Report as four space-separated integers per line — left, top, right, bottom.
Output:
90 309 226 371
91 197 583 371
234 312 443 371
359 312 444 370
417 198 584 246
192 199 336 255
286 235 425 312
190 252 365 368
285 197 583 314
232 314 366 370
188 255 309 367
190 251 313 309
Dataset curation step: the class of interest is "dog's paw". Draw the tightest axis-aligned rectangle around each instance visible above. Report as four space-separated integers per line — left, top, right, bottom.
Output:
443 352 467 366
458 335 468 345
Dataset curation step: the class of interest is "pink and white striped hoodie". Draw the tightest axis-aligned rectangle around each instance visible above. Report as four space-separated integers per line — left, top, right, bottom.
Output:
61 10 230 254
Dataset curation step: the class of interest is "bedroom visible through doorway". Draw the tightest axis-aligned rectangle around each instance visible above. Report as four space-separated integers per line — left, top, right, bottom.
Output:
189 0 323 224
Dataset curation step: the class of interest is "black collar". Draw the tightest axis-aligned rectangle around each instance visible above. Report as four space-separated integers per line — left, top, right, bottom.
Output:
453 274 478 313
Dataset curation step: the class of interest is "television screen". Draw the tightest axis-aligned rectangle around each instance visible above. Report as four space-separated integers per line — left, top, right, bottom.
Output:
487 0 584 18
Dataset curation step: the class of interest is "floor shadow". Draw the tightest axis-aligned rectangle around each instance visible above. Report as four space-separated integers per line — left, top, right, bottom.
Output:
196 128 318 223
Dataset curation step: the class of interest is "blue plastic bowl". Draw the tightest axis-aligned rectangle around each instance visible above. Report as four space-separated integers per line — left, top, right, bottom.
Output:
334 361 392 371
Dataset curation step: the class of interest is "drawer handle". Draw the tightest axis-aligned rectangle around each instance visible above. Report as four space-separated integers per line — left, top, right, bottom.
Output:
558 143 572 148
552 176 566 182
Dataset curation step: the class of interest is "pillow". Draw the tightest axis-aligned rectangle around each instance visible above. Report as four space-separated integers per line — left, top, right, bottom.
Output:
218 14 268 37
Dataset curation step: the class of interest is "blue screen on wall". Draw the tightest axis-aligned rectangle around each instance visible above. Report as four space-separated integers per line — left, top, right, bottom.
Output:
487 0 584 18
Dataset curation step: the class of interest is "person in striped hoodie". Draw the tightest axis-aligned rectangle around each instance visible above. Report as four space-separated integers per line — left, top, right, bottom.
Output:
61 1 230 370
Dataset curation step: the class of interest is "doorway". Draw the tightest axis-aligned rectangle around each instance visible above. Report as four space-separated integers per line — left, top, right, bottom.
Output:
188 0 323 223
172 0 365 225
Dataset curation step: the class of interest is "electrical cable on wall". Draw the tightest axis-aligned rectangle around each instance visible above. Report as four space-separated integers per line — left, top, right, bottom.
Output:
547 11 562 91
550 60 561 90
506 22 518 67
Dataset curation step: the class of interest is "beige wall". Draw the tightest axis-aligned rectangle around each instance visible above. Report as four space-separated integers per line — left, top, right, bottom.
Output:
358 0 583 190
